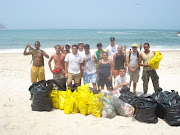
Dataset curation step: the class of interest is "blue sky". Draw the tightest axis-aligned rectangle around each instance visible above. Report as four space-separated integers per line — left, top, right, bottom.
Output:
0 0 180 29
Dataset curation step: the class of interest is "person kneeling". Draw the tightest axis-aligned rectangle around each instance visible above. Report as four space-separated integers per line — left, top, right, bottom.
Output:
114 67 130 91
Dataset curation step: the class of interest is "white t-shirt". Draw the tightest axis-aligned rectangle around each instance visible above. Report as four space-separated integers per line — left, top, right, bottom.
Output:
114 74 130 88
106 44 118 61
82 51 96 74
64 53 83 74
78 50 85 56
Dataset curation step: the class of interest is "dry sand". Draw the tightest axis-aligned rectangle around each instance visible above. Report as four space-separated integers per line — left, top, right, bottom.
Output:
0 51 180 135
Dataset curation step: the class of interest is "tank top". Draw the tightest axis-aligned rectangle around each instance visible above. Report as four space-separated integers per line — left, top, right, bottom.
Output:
142 51 154 71
114 53 125 70
99 62 110 78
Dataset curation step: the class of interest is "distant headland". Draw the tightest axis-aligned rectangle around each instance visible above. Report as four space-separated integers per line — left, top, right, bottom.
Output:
0 24 7 30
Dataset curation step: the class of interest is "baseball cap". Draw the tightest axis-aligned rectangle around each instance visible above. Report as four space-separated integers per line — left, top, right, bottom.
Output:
78 41 84 46
110 37 115 41
132 43 138 48
97 42 102 46
65 43 70 47
84 44 90 48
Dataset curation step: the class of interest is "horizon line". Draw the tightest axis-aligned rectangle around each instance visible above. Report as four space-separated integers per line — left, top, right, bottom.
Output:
2 28 180 31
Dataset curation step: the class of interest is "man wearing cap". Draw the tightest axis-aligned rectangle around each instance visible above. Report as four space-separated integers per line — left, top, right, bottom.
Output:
127 43 140 95
78 41 85 55
82 44 98 89
65 43 71 54
95 42 107 61
105 37 118 61
48 45 66 79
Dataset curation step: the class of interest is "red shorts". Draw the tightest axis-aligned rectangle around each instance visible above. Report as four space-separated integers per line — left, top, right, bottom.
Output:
52 68 62 74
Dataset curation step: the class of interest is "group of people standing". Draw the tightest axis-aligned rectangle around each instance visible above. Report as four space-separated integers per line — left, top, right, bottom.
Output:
24 37 159 94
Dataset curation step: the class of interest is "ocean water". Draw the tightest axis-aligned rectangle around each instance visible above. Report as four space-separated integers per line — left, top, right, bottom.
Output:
0 29 180 53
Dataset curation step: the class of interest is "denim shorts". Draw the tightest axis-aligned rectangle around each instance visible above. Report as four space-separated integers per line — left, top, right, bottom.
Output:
83 72 97 84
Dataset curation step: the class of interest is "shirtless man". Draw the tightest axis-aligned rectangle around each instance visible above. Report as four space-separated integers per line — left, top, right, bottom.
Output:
23 41 49 83
48 45 66 79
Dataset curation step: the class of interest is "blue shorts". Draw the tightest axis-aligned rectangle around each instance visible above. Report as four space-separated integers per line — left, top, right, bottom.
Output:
83 72 97 84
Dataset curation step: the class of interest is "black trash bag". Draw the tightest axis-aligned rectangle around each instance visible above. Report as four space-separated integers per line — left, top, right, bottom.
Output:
163 105 180 126
160 90 180 126
47 78 67 91
134 94 158 123
119 89 137 104
120 86 130 92
70 84 77 92
152 88 164 119
90 87 100 94
28 80 47 100
31 81 53 111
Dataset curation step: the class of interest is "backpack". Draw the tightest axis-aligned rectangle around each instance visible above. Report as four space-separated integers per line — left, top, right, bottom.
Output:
128 51 140 70
129 51 139 61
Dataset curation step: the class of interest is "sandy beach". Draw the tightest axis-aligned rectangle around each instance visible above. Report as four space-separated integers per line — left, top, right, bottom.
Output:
0 51 180 135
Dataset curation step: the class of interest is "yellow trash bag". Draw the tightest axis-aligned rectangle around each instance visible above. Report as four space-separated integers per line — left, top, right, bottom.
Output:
58 91 66 110
50 88 59 109
64 87 79 114
87 92 103 118
72 90 79 114
148 51 163 69
77 84 91 115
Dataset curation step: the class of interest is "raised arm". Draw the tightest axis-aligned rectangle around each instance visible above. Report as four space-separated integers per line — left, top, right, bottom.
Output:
23 44 32 55
42 50 49 58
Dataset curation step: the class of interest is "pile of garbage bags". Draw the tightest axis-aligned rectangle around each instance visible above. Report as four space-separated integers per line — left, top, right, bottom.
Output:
119 88 180 126
28 80 180 126
152 89 180 126
29 81 103 118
